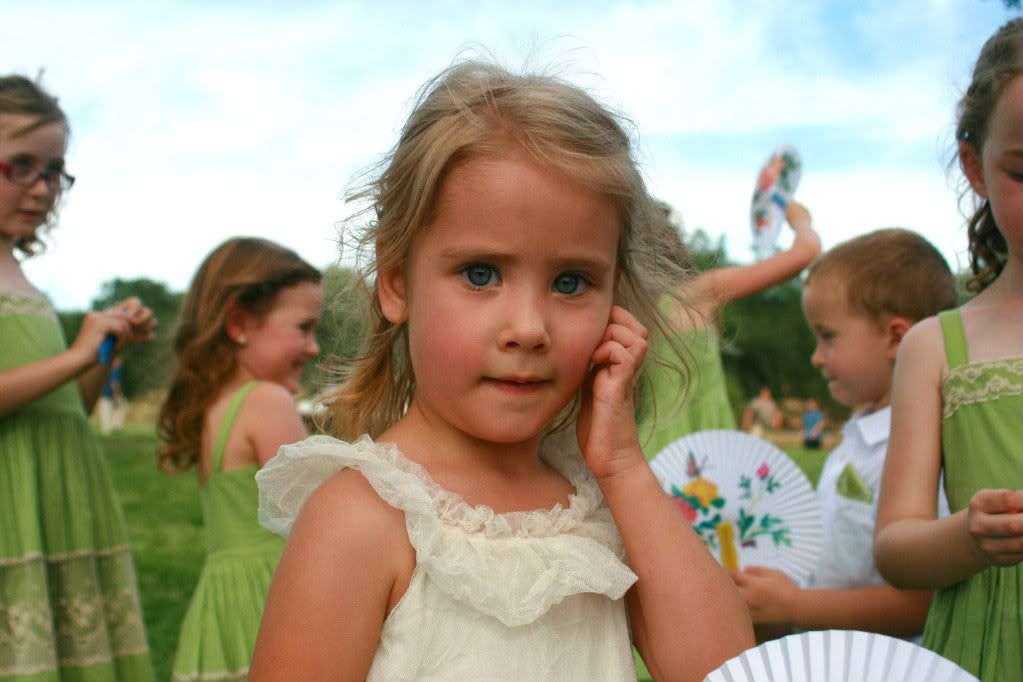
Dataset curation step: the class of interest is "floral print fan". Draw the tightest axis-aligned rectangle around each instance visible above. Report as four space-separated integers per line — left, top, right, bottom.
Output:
650 429 822 585
750 145 802 260
704 629 978 682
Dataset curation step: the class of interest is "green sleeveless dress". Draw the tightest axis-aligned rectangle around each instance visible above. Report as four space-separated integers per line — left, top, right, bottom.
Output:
171 382 285 682
0 292 153 682
921 310 1023 682
638 323 736 461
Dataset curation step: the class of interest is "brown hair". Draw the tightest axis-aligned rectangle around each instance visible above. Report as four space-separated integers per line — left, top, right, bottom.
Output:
955 17 1022 292
323 59 693 440
157 237 321 473
0 75 69 257
805 228 957 324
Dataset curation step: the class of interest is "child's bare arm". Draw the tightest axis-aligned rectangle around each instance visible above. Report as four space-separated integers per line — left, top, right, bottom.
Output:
874 320 997 588
577 306 752 682
733 566 931 635
249 470 407 682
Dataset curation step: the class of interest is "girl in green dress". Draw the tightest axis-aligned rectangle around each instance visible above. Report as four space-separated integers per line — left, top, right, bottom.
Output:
638 199 821 460
0 75 156 681
158 238 322 682
874 18 1023 682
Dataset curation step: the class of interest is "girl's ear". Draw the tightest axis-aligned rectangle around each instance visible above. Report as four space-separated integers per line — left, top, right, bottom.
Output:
225 302 255 344
959 140 987 199
377 262 409 324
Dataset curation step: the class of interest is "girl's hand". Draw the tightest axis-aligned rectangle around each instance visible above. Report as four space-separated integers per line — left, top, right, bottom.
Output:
69 310 133 364
731 566 798 625
965 489 1023 567
111 296 158 344
576 305 648 481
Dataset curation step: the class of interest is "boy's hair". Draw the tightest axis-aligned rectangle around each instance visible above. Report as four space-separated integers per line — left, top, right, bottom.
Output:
0 74 69 257
805 229 957 324
157 237 320 474
324 59 693 440
955 17 1022 292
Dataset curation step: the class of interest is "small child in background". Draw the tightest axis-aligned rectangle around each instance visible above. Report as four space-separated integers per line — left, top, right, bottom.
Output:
733 228 957 639
249 60 753 682
875 18 1023 682
639 201 820 458
157 237 322 682
801 397 824 449
0 74 156 681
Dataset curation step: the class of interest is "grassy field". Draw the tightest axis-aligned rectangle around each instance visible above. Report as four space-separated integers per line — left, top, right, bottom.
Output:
99 428 828 681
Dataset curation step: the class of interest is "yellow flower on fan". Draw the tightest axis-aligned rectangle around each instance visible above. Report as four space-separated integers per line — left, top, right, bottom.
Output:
683 477 719 509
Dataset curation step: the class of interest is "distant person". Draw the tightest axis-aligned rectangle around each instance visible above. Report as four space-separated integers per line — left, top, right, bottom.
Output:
97 354 126 433
742 386 781 439
875 19 1023 681
638 200 820 459
249 59 752 682
733 228 957 642
0 75 156 680
157 238 322 682
801 397 824 449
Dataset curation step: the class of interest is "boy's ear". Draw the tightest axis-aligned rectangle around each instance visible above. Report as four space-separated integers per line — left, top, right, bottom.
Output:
377 261 409 324
959 141 987 199
885 316 913 360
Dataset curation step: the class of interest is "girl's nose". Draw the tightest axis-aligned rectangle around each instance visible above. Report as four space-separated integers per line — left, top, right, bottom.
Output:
306 335 320 358
498 293 550 351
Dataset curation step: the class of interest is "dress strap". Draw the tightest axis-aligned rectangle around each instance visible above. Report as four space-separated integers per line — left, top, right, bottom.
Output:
937 310 969 369
212 381 258 473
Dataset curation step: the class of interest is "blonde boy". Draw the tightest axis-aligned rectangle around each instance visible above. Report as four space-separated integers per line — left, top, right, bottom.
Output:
733 228 957 637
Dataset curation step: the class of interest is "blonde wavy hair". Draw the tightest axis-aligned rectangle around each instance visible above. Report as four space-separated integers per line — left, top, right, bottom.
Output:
157 237 320 474
323 59 694 441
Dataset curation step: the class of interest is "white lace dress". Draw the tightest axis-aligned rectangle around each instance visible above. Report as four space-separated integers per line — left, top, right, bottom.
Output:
257 435 639 681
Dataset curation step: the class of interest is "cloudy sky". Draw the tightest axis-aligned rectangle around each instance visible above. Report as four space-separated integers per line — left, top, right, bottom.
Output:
3 0 1016 309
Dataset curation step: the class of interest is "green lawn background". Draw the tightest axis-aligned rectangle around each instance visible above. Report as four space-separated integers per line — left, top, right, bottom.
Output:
100 429 828 681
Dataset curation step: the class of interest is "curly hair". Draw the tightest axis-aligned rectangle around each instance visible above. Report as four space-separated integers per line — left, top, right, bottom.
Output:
321 59 694 441
0 74 69 257
157 237 320 474
954 18 1022 292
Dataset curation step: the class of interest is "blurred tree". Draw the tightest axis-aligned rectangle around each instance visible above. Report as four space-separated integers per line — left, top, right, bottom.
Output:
307 265 368 390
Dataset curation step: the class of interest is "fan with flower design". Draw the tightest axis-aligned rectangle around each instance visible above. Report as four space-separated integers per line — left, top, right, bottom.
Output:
750 145 802 260
650 429 822 585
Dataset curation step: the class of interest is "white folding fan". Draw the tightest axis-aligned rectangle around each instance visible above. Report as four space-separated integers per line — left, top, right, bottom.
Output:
750 145 802 260
704 630 979 682
650 429 822 585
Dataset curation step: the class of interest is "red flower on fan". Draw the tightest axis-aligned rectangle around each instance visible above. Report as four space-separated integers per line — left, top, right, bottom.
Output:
757 463 770 480
673 497 698 523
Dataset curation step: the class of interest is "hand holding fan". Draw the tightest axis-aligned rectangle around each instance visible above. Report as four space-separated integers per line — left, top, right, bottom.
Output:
704 629 978 682
650 429 822 585
750 145 802 260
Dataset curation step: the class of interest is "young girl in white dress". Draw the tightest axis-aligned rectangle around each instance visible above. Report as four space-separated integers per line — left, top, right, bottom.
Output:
250 60 754 682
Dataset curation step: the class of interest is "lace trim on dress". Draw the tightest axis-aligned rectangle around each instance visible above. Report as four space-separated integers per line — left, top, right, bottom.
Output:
0 549 149 676
257 435 638 626
942 358 1023 419
0 291 56 322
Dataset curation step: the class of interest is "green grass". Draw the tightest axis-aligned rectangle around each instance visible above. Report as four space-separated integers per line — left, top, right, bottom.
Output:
99 430 828 682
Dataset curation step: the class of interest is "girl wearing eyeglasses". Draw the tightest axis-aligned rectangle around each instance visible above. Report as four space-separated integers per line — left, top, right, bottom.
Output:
0 74 156 682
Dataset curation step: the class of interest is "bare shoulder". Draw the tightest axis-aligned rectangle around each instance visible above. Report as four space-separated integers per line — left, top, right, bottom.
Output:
899 316 948 375
297 467 406 544
245 381 301 413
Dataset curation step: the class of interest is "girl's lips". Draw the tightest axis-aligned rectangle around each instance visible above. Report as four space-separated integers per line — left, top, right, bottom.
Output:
483 377 550 395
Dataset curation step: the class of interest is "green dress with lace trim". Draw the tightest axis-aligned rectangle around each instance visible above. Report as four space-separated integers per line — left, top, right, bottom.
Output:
921 310 1023 682
0 292 153 682
637 322 736 462
171 381 285 682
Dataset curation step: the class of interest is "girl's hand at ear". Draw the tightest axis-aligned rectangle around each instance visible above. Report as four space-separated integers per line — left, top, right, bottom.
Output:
576 305 648 481
965 489 1023 567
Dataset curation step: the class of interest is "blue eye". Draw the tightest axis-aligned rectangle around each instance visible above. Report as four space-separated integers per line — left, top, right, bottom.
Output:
553 272 587 295
462 264 499 289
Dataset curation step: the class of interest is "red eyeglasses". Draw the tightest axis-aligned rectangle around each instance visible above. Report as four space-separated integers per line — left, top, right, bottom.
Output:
0 160 75 192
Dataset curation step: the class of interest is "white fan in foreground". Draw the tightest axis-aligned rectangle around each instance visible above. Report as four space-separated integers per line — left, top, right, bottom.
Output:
704 630 978 682
650 429 822 585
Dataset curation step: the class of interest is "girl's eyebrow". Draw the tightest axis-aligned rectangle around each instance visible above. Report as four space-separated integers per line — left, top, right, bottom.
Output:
436 247 612 272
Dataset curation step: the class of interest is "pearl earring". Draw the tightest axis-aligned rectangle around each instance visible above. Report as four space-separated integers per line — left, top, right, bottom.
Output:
237 335 247 346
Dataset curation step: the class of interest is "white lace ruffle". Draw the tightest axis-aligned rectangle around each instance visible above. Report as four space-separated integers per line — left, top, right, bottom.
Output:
256 435 637 626
942 358 1023 418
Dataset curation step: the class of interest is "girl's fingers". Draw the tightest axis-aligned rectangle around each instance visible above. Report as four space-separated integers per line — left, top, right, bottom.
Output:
601 323 648 364
608 305 648 340
970 510 1023 539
